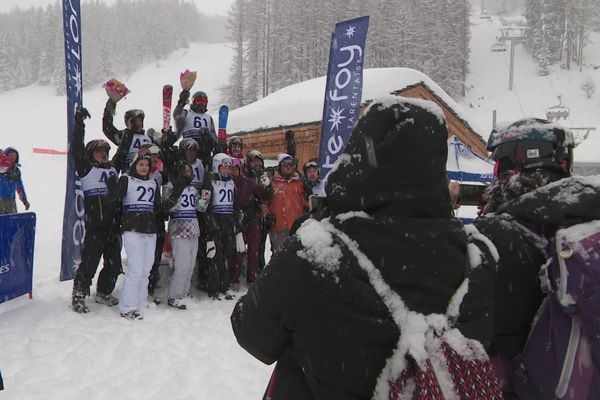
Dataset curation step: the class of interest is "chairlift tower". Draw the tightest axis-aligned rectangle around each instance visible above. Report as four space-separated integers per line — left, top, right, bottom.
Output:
497 27 528 91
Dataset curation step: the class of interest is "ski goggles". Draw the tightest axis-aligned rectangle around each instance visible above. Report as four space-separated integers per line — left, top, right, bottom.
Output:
193 97 208 106
93 139 111 152
220 157 233 167
304 161 319 169
128 109 145 119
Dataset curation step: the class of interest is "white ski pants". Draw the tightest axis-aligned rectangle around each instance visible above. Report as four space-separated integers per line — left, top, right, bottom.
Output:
169 237 198 299
120 231 156 314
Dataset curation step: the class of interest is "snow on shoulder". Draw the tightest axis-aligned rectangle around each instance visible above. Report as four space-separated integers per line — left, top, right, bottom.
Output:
296 218 342 276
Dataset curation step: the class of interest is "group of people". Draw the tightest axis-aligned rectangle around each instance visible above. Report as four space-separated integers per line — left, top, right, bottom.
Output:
71 84 326 321
230 96 600 399
0 147 29 215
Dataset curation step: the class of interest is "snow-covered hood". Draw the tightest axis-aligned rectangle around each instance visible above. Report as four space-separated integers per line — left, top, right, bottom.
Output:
326 95 453 219
496 175 600 227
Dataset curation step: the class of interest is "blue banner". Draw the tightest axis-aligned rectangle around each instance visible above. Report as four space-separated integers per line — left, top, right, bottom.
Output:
318 16 370 178
0 213 36 304
60 0 85 281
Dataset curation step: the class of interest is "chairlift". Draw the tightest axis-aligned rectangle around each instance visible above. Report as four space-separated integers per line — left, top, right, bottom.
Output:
545 95 570 121
480 13 491 19
490 42 507 52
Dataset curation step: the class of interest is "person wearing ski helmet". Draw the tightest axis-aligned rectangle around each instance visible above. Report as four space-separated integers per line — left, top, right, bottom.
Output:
244 149 271 273
103 90 153 171
227 137 244 162
302 159 326 197
228 150 268 285
263 153 310 252
107 151 160 320
471 118 600 397
179 138 206 190
173 88 219 169
70 107 127 314
162 160 202 310
0 147 29 214
198 153 244 299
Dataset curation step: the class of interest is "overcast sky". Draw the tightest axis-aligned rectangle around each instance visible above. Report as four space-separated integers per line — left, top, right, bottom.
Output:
0 0 234 16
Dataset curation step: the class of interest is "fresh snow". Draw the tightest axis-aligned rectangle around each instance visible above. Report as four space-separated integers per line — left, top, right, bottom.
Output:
0 42 272 400
1 4 600 398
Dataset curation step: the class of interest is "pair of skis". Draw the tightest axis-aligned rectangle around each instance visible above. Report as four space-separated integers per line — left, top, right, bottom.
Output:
161 84 229 141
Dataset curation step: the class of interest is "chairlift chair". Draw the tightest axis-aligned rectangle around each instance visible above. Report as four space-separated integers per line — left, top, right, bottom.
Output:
545 96 570 121
490 42 507 52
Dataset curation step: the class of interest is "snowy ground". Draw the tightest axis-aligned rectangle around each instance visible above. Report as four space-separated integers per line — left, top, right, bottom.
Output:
1 8 599 399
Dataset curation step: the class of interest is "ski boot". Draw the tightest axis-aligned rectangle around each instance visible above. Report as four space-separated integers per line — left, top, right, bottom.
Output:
95 292 119 307
120 310 143 320
167 298 187 310
72 290 90 314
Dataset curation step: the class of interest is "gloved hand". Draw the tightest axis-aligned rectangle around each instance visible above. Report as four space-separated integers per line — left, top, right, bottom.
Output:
196 189 211 212
260 173 271 188
75 107 91 123
235 232 246 253
206 241 216 259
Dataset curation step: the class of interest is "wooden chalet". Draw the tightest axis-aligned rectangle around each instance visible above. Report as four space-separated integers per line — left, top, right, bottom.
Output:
225 68 488 169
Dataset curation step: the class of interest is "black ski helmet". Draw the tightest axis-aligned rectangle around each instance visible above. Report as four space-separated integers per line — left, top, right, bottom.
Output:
85 139 111 161
191 91 208 113
124 109 145 125
487 118 574 177
179 138 200 152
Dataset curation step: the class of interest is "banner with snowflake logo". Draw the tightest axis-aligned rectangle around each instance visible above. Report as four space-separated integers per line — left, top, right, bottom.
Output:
318 16 370 179
60 0 85 281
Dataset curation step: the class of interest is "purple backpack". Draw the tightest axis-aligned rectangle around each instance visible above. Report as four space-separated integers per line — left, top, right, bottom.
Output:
511 220 600 400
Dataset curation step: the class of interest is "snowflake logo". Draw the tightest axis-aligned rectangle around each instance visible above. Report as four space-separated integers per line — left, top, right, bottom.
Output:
328 107 346 132
70 63 82 97
345 25 356 38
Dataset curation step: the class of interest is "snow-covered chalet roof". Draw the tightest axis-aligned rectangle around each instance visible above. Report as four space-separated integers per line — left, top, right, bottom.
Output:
226 67 484 139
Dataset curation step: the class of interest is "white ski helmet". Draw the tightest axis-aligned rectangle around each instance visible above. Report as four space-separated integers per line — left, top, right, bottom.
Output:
212 153 233 172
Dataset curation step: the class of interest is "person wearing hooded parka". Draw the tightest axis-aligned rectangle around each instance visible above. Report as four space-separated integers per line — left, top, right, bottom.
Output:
230 96 498 399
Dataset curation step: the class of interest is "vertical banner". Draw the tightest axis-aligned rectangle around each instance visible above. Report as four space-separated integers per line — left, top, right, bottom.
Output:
318 16 370 178
60 0 85 281
0 213 36 304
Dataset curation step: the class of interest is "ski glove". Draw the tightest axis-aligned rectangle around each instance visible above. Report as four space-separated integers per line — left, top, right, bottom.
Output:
260 173 271 188
206 241 216 259
235 232 246 253
75 107 91 123
196 189 211 212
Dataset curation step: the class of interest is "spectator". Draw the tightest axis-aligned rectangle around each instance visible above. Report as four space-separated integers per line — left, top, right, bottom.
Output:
264 153 309 252
231 97 498 399
0 147 29 214
302 159 326 197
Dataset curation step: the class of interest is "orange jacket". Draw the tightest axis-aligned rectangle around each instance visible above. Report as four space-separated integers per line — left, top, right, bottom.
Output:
268 171 307 233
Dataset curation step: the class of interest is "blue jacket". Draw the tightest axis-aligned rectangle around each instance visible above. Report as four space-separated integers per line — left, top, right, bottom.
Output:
1 148 27 201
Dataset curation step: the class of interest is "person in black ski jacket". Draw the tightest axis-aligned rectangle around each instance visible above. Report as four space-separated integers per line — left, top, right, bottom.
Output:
71 107 126 313
472 118 600 394
230 96 497 400
102 96 154 172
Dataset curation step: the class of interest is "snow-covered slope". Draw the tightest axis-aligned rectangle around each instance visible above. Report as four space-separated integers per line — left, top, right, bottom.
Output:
0 42 272 400
463 13 600 163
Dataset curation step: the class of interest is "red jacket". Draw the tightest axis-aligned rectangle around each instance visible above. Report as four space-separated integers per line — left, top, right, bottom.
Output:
268 171 307 233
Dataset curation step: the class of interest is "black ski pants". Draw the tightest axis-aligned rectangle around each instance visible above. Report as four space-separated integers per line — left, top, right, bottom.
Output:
74 227 122 296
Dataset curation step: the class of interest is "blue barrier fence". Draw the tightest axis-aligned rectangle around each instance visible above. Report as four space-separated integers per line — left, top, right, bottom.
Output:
0 212 36 304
